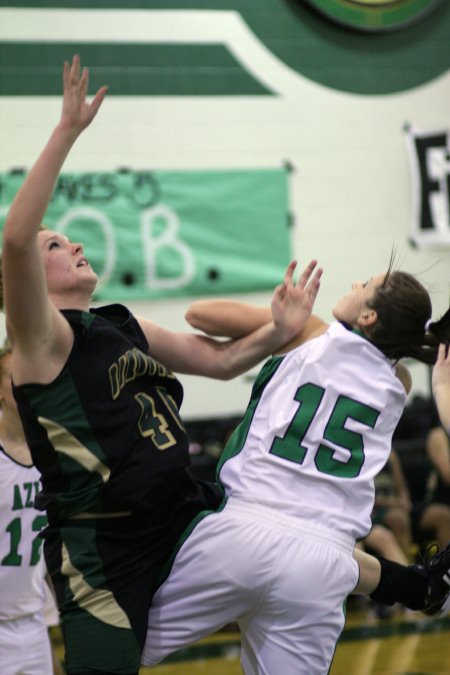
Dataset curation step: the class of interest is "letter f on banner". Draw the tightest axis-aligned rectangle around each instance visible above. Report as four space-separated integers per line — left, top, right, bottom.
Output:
141 204 196 290
406 126 450 247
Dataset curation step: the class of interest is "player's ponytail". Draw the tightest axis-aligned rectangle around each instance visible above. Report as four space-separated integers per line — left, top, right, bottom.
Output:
426 310 450 351
364 270 450 365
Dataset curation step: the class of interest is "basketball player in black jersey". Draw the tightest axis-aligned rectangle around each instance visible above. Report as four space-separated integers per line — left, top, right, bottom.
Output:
1 55 322 675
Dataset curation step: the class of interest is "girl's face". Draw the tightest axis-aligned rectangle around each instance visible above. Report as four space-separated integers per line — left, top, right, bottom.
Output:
38 230 98 296
332 274 386 327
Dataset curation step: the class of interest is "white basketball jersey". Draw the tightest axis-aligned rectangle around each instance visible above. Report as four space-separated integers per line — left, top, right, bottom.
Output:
0 445 47 619
218 322 407 540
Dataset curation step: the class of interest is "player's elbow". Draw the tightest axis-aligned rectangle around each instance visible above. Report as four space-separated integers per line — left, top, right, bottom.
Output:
185 304 202 330
185 302 214 333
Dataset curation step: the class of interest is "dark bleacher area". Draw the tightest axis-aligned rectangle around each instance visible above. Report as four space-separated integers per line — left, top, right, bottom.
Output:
186 415 242 483
392 395 440 503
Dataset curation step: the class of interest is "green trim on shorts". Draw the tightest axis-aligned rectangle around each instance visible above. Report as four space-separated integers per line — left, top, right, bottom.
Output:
327 596 348 675
63 609 140 674
60 523 141 674
153 496 228 591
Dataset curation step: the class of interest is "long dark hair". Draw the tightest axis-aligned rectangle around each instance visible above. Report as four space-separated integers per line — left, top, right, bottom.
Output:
364 267 450 364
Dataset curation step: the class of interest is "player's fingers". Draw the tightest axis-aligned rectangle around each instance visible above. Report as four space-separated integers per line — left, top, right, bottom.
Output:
63 60 70 90
283 260 297 286
296 259 318 288
79 67 89 100
70 54 80 83
89 86 108 117
306 268 323 301
273 282 285 296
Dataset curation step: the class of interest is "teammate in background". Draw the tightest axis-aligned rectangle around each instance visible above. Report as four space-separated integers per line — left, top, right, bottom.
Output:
359 448 413 565
1 55 321 675
415 422 450 548
356 449 413 618
142 279 450 674
0 343 62 675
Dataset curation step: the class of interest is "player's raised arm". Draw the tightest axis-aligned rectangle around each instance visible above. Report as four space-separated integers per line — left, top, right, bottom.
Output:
186 260 327 347
139 260 323 378
1 56 107 380
186 300 272 338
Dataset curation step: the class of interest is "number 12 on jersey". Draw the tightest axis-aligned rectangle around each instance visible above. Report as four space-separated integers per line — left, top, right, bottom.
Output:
269 383 380 478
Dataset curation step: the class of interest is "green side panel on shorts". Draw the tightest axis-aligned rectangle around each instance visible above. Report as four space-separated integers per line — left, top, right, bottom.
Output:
63 608 140 674
153 498 228 592
327 597 348 675
61 523 141 673
216 355 284 488
61 523 108 591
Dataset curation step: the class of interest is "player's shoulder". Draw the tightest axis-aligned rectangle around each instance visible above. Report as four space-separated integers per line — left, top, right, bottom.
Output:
276 315 329 354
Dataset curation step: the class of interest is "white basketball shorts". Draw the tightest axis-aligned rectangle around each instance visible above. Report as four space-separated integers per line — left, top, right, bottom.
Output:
143 497 359 675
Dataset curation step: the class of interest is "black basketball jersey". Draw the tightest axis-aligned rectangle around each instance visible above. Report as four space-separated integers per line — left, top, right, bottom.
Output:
13 304 198 520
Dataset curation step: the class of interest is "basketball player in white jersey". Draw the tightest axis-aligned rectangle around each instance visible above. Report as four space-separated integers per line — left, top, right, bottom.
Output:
142 268 450 674
0 344 60 675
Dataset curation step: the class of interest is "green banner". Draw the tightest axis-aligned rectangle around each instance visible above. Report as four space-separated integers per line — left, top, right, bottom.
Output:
0 168 291 300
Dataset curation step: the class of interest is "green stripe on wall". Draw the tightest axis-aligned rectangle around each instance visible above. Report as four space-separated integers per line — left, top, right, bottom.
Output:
0 1 449 95
0 43 273 96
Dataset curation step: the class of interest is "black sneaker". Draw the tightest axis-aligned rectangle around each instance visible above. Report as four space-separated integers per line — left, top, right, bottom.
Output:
414 542 450 616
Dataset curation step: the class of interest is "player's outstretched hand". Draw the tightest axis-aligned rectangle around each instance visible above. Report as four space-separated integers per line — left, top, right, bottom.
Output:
271 259 323 338
60 54 108 136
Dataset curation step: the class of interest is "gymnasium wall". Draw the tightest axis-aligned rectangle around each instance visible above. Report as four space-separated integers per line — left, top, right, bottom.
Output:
0 1 449 418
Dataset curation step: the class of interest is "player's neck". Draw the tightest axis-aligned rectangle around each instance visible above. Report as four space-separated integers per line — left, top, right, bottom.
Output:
50 286 92 312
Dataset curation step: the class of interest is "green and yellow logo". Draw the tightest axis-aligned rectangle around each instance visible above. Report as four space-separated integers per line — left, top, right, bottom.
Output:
304 0 445 31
